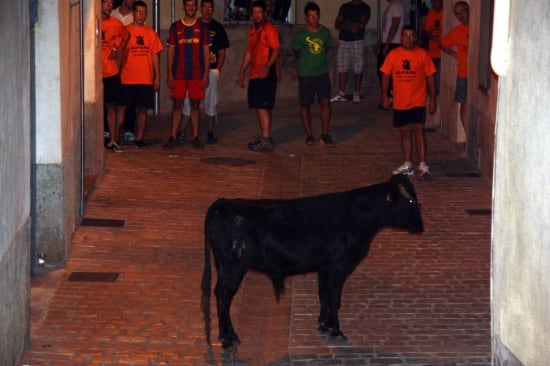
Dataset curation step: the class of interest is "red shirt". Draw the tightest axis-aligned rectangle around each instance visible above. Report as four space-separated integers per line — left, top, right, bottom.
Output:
246 21 281 79
424 9 443 59
380 46 436 110
167 18 209 80
120 24 163 85
102 16 128 77
441 23 469 77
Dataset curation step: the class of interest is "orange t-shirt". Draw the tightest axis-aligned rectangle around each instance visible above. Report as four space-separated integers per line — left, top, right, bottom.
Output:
379 46 436 110
424 9 443 59
246 21 281 79
102 16 128 77
440 23 469 77
120 24 164 85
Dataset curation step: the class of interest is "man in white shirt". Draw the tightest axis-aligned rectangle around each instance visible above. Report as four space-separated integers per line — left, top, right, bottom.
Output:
111 0 135 26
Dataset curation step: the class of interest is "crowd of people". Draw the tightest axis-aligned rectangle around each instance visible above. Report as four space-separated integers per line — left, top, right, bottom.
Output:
102 0 469 177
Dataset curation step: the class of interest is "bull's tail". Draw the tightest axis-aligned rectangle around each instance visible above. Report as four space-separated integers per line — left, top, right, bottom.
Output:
200 230 212 345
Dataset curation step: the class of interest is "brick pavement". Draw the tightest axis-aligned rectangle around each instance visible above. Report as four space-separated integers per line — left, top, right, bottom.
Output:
22 97 492 366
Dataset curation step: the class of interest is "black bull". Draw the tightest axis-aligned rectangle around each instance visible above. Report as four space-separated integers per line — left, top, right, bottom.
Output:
201 174 424 349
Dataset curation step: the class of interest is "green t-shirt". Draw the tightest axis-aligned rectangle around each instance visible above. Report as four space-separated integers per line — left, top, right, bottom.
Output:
292 26 333 77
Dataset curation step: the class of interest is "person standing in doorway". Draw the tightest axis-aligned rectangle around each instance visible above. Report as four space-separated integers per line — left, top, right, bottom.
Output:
163 0 210 150
180 0 230 144
439 1 469 131
380 25 436 177
330 0 370 103
292 2 334 146
112 0 137 143
101 0 129 152
117 1 163 149
376 0 405 109
237 0 281 152
423 0 443 95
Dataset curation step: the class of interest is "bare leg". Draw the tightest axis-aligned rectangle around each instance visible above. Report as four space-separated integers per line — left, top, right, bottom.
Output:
189 99 201 139
399 125 413 162
320 98 331 135
337 72 348 94
170 99 183 140
300 104 312 137
256 108 272 138
134 107 147 142
412 123 427 162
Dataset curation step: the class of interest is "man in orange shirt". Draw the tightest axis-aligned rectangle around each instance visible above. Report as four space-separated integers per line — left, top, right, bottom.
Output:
102 0 129 152
440 1 469 130
117 1 163 149
237 0 281 152
380 25 436 177
423 0 443 94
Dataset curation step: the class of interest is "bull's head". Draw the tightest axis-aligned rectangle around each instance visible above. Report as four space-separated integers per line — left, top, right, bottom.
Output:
386 174 424 233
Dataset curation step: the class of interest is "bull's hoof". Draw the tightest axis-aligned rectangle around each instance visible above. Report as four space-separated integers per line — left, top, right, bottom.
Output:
329 331 348 341
220 336 241 350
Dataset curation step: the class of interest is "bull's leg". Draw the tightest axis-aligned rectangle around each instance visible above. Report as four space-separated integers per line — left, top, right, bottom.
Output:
319 270 348 340
214 270 245 349
317 270 330 332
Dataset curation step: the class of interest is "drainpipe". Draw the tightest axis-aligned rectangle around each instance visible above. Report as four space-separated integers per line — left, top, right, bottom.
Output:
78 0 85 215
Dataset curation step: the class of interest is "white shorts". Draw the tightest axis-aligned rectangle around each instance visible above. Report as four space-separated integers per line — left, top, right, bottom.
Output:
183 69 220 117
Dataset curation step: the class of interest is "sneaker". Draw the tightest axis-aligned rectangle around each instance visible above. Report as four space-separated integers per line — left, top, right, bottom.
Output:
320 134 335 146
305 135 315 146
418 161 432 177
106 141 122 153
124 131 136 142
248 136 262 149
177 131 186 142
353 92 361 103
330 93 347 103
207 132 218 144
191 137 205 150
249 136 274 152
162 137 180 150
392 162 414 175
134 140 151 149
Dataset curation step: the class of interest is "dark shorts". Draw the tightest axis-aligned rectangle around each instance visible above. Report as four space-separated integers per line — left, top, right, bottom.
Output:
298 74 331 105
248 77 277 110
120 84 155 109
454 77 467 103
392 107 426 128
103 74 121 104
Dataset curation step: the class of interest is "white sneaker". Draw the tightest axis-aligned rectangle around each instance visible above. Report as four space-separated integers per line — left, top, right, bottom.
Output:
330 93 347 102
392 162 414 175
124 131 136 142
418 161 432 177
353 92 360 103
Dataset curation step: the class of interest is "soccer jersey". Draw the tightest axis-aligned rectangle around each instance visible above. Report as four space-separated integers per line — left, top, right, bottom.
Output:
247 20 281 79
424 8 443 59
205 19 230 70
440 23 469 77
102 16 128 77
167 18 209 80
292 26 332 77
379 46 436 110
120 24 163 85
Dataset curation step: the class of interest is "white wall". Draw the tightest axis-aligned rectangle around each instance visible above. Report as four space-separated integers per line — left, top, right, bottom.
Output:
0 0 31 257
491 2 550 365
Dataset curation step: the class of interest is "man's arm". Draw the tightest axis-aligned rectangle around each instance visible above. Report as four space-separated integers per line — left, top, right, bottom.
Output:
152 53 160 91
166 45 175 88
237 49 251 88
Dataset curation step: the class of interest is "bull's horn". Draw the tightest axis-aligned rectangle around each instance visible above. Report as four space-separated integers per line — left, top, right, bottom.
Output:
398 184 416 203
